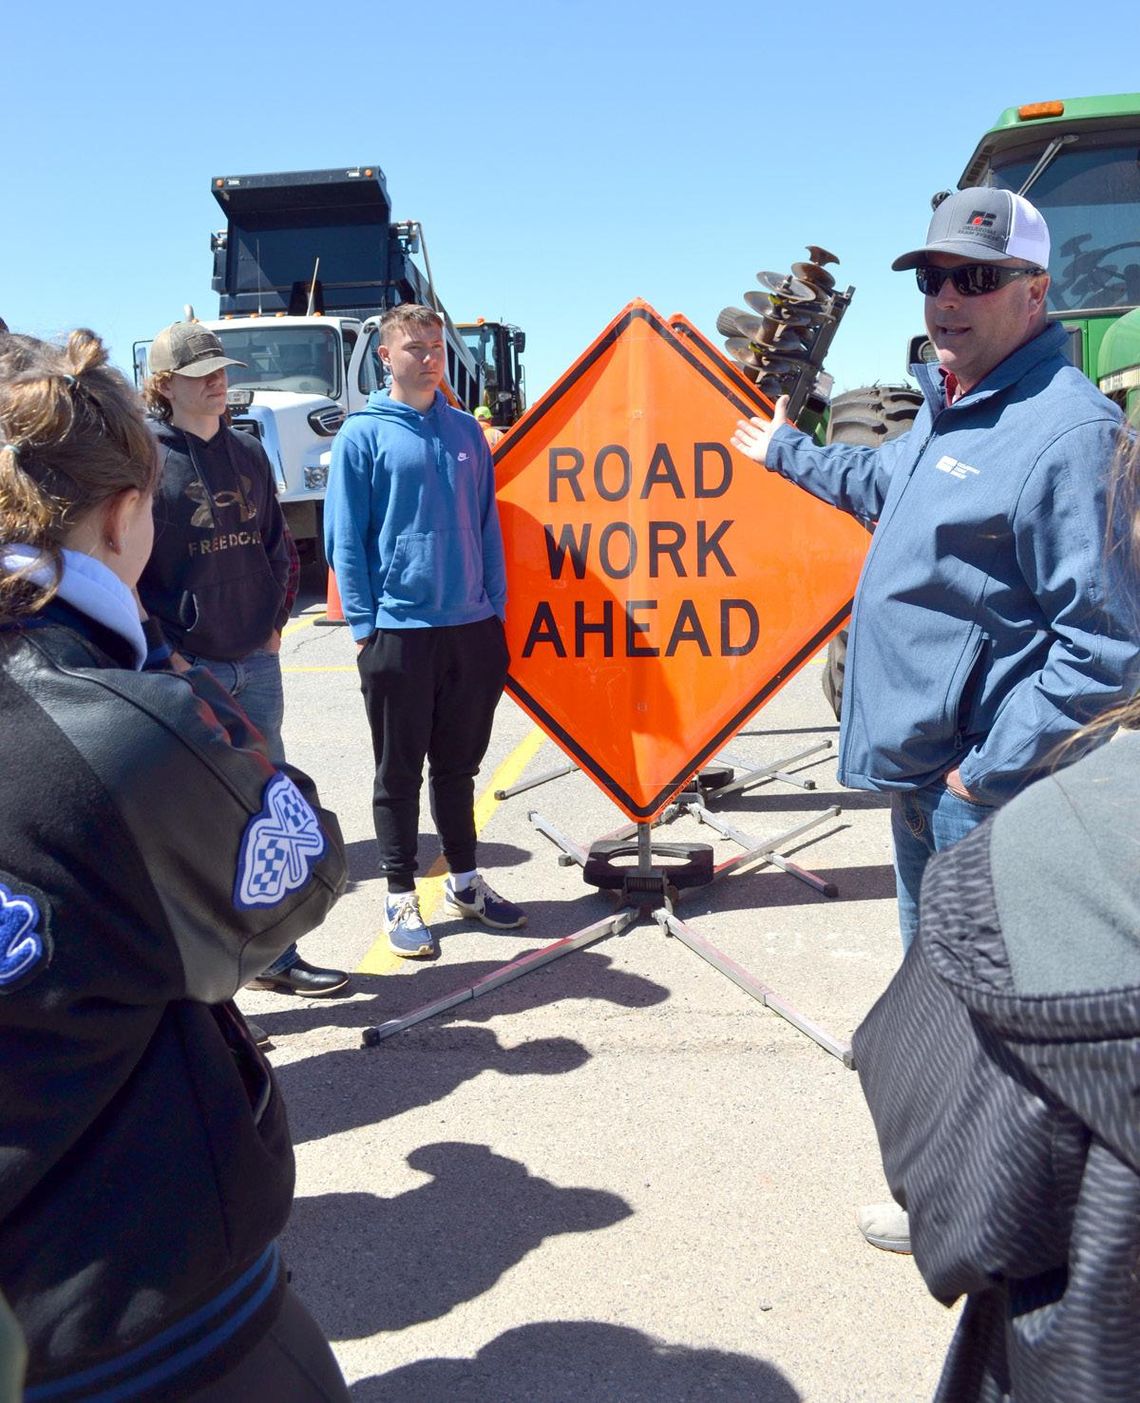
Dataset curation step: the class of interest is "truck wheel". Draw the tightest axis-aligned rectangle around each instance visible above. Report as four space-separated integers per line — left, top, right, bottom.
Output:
822 384 922 719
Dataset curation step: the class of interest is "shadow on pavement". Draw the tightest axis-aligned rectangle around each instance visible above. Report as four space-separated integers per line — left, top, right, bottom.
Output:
276 1029 591 1143
341 837 537 890
286 1144 632 1337
695 860 900 915
252 945 671 1041
717 785 891 815
347 1320 801 1401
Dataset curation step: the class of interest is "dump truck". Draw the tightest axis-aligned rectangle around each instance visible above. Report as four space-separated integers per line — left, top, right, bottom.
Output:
135 165 526 563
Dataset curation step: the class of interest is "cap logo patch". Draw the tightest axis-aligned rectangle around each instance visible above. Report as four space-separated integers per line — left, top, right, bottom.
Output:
968 211 997 228
0 881 48 991
234 773 327 909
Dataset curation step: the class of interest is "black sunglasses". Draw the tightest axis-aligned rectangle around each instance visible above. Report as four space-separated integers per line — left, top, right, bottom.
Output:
915 264 1045 297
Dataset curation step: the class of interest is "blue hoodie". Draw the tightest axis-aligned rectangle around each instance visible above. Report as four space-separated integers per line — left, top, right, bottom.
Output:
325 390 507 640
766 323 1139 806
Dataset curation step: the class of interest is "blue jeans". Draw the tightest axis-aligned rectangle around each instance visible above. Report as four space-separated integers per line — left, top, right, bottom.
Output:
183 647 296 976
181 647 286 766
890 783 993 951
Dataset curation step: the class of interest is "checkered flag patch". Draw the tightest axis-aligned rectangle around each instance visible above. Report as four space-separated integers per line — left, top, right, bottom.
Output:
234 773 327 909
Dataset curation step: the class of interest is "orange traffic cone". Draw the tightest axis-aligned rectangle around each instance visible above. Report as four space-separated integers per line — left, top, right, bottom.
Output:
315 566 348 626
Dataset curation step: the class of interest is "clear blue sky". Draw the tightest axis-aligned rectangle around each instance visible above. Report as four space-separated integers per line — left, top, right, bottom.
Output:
4 0 1138 405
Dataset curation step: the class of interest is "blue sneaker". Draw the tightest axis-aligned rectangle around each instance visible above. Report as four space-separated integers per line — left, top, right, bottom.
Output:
385 891 437 958
444 874 527 929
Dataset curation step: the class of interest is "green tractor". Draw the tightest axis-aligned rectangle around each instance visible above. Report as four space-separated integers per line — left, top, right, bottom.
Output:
721 92 1140 715
925 92 1140 417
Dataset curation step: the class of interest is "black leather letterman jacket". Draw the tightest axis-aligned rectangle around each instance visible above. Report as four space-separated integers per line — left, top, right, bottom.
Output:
0 601 346 1401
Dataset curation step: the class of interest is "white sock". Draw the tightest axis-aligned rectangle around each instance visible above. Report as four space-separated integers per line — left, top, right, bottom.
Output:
449 869 477 891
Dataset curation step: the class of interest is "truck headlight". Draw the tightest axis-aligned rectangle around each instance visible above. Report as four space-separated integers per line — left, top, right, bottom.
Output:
304 464 329 490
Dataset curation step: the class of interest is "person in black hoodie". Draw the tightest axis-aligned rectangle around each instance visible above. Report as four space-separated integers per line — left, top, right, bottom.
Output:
0 328 350 1400
140 321 348 999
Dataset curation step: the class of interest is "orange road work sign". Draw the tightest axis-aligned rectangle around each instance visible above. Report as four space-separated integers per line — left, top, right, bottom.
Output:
494 299 869 822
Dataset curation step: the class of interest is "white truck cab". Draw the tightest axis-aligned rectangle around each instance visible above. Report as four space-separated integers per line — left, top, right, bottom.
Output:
202 314 386 563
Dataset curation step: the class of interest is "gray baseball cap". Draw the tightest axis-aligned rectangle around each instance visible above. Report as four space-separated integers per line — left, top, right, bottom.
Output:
149 321 246 377
892 187 1051 271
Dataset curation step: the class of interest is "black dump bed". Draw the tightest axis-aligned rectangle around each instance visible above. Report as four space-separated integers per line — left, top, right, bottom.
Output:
210 165 398 317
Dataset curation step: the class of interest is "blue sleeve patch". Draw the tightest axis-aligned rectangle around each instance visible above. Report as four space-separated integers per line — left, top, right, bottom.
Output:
234 772 327 910
0 880 49 991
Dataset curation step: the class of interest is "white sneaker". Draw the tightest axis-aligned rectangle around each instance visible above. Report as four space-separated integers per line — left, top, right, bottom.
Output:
856 1201 911 1254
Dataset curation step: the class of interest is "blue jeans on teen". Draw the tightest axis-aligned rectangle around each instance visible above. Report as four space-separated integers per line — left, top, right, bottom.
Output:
181 647 286 765
182 646 298 976
890 782 993 951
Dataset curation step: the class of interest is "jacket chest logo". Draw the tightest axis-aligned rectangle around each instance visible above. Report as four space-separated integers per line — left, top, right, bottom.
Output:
934 455 981 481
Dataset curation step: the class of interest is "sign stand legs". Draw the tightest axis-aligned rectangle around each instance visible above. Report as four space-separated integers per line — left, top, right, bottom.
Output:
652 908 854 1065
361 794 854 1066
361 909 636 1046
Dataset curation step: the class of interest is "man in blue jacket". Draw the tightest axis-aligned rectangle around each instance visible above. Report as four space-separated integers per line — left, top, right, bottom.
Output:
732 187 1139 1249
325 305 526 957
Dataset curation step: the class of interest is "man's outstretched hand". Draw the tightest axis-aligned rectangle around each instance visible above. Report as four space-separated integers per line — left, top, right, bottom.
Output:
730 395 789 468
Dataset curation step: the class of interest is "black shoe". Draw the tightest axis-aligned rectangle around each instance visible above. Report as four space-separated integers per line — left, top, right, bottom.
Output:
247 1021 272 1049
248 958 351 998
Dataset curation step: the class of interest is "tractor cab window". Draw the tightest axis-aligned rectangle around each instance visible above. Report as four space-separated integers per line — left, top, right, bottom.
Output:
986 135 1140 313
459 322 493 372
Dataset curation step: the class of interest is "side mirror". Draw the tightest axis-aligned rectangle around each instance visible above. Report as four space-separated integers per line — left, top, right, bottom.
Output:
512 330 527 353
908 335 937 371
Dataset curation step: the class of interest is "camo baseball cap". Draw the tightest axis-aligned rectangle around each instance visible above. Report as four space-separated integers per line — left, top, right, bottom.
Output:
892 187 1051 271
148 321 246 377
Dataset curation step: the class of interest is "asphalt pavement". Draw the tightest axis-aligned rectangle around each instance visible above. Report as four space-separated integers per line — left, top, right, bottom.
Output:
236 576 958 1401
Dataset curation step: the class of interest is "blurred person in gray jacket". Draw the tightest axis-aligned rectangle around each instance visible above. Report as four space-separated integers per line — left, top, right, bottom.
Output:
853 424 1140 1402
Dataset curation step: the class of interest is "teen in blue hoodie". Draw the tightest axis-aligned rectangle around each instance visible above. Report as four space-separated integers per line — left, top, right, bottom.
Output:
325 305 525 957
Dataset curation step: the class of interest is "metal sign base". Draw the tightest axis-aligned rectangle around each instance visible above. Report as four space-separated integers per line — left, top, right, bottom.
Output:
361 798 854 1067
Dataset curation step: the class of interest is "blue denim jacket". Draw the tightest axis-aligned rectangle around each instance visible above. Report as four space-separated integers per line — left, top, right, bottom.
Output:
767 324 1138 805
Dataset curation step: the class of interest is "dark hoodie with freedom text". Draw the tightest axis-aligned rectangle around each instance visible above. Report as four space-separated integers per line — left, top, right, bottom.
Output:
138 420 291 660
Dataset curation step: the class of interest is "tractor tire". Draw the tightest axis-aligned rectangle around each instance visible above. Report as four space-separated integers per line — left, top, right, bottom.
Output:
826 383 924 448
822 383 923 719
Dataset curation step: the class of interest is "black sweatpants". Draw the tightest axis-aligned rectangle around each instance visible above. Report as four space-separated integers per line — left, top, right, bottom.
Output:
356 615 509 890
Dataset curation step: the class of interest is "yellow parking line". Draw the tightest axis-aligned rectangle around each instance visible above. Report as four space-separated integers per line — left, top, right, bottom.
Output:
282 615 318 638
357 725 549 975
